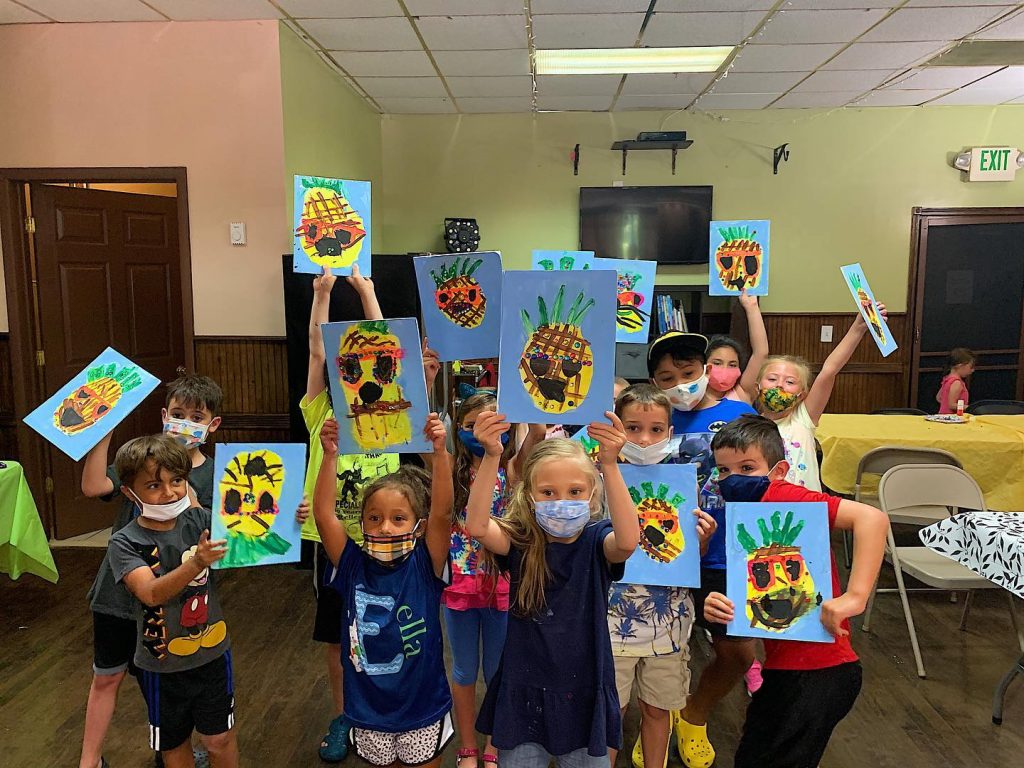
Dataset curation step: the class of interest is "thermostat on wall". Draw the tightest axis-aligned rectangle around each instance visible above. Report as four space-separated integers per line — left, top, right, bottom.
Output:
230 222 246 245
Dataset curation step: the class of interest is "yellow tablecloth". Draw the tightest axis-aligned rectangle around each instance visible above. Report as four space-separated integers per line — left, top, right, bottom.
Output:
817 414 1024 513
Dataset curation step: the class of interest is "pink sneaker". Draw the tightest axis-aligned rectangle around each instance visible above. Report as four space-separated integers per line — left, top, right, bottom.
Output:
744 659 763 696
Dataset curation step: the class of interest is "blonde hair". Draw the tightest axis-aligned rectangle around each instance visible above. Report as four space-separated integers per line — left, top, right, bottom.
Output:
758 354 812 393
497 439 602 618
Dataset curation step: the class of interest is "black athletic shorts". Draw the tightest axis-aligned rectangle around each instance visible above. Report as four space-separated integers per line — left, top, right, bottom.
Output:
735 661 863 768
92 611 138 676
312 543 344 644
691 567 729 636
139 652 235 752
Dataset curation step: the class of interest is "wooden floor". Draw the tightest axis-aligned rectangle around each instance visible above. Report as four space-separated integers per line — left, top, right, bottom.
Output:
2 543 1022 768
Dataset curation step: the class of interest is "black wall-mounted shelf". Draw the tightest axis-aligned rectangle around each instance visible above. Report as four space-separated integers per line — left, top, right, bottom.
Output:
610 139 694 175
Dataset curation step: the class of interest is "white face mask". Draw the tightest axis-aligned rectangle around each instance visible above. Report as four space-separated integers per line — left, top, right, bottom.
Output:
664 374 709 412
163 417 210 449
129 490 191 522
620 435 680 466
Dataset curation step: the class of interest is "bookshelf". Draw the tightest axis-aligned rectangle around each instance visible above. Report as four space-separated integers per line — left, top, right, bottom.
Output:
650 286 732 339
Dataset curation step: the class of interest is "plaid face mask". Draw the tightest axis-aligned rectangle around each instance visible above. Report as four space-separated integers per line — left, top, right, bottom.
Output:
361 520 421 563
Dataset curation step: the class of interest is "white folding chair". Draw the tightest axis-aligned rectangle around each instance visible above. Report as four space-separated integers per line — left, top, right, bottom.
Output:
862 464 1006 678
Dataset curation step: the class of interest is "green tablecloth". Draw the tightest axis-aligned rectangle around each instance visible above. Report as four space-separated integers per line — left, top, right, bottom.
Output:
0 461 58 583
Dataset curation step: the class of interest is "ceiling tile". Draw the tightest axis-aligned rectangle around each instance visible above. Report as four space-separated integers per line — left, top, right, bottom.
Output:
904 1 1018 6
537 94 614 110
0 0 48 22
147 0 280 21
330 50 436 77
406 0 523 13
643 11 762 47
376 97 456 113
968 65 1024 88
755 9 889 44
693 92 779 109
279 0 402 17
929 86 1024 105
712 70 809 93
793 69 894 92
615 94 696 110
976 11 1024 40
22 0 163 22
416 14 525 50
822 40 947 69
655 1 776 9
859 7 1008 42
458 96 533 112
433 49 530 76
784 1 901 7
302 17 421 50
533 13 646 48
855 88 950 105
888 65 1002 89
536 74 623 96
532 0 649 13
1007 93 1024 103
446 76 533 97
359 76 448 98
731 43 845 72
620 73 716 94
774 90 865 108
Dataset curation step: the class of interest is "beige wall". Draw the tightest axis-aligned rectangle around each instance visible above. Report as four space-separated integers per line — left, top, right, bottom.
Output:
0 21 287 335
381 106 1024 312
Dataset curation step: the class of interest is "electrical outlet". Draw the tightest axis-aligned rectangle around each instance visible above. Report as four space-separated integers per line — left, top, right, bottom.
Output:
820 325 833 343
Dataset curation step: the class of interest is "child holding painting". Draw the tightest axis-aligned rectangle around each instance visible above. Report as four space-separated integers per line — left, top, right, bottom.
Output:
467 410 640 768
702 415 887 768
312 413 455 768
704 292 768 405
754 304 887 491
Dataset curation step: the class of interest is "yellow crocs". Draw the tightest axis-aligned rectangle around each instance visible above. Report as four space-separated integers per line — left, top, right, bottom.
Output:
632 730 670 768
673 712 715 768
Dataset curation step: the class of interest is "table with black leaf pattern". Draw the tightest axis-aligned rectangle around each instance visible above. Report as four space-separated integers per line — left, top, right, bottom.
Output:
920 511 1024 724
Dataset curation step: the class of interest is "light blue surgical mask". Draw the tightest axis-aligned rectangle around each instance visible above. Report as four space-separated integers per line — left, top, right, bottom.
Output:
532 494 594 538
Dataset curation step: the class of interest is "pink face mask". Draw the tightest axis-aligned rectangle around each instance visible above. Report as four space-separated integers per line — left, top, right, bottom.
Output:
709 366 742 392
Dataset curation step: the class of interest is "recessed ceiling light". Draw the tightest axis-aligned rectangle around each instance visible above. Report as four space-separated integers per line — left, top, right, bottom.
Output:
536 47 733 75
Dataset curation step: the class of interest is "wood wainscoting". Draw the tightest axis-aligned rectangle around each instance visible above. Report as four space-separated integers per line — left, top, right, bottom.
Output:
759 313 908 413
0 333 15 458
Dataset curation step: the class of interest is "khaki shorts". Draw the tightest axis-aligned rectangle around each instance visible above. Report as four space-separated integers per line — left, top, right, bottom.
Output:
614 647 691 712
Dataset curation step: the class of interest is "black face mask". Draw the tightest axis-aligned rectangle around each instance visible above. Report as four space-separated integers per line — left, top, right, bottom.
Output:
718 473 771 503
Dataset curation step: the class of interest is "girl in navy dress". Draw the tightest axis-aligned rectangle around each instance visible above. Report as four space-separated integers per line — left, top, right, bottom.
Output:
466 410 641 768
312 413 454 768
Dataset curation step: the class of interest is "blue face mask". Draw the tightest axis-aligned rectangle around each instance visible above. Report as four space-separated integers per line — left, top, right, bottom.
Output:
458 429 508 458
718 473 772 503
533 497 592 538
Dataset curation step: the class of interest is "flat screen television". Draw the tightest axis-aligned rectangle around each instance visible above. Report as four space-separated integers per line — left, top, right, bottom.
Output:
579 185 713 265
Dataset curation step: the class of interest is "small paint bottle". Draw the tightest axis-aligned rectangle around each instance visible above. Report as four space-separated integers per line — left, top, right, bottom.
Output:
956 399 965 418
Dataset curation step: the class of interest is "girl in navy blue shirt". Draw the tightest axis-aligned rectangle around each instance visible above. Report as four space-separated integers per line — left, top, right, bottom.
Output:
466 410 641 768
313 413 455 768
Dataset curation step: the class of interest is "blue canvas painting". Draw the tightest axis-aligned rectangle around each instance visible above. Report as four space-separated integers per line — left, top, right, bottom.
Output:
23 347 160 461
709 219 769 297
293 175 372 276
531 250 595 272
593 257 657 343
620 463 700 588
413 251 503 362
725 502 833 643
321 317 433 454
841 263 898 358
211 443 306 569
497 270 616 426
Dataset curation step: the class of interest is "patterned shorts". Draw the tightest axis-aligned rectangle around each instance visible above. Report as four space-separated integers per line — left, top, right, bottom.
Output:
351 711 454 767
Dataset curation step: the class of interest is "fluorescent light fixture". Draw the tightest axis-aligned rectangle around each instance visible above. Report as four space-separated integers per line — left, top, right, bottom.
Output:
536 46 733 75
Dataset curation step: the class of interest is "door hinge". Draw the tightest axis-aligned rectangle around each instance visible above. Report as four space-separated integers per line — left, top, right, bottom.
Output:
35 349 45 367
25 216 36 234
44 476 54 494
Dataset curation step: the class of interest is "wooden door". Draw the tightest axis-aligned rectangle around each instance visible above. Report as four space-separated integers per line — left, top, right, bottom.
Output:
909 209 1024 412
31 184 185 538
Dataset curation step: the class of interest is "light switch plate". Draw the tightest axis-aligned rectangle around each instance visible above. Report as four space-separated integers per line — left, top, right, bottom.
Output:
820 325 833 343
230 222 246 245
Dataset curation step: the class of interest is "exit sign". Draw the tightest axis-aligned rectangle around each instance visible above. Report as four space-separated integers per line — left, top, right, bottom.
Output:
968 147 1019 181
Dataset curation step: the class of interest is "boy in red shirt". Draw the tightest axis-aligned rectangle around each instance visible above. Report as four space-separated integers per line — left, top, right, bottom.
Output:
702 415 887 768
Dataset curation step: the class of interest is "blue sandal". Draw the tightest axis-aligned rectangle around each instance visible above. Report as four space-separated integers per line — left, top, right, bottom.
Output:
319 714 352 763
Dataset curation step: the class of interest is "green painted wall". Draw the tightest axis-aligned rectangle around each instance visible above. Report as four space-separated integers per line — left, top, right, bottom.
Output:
380 106 1024 312
279 24 384 249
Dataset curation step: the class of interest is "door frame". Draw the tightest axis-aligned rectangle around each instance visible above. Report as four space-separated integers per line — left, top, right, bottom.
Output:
907 206 1024 406
0 167 195 536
